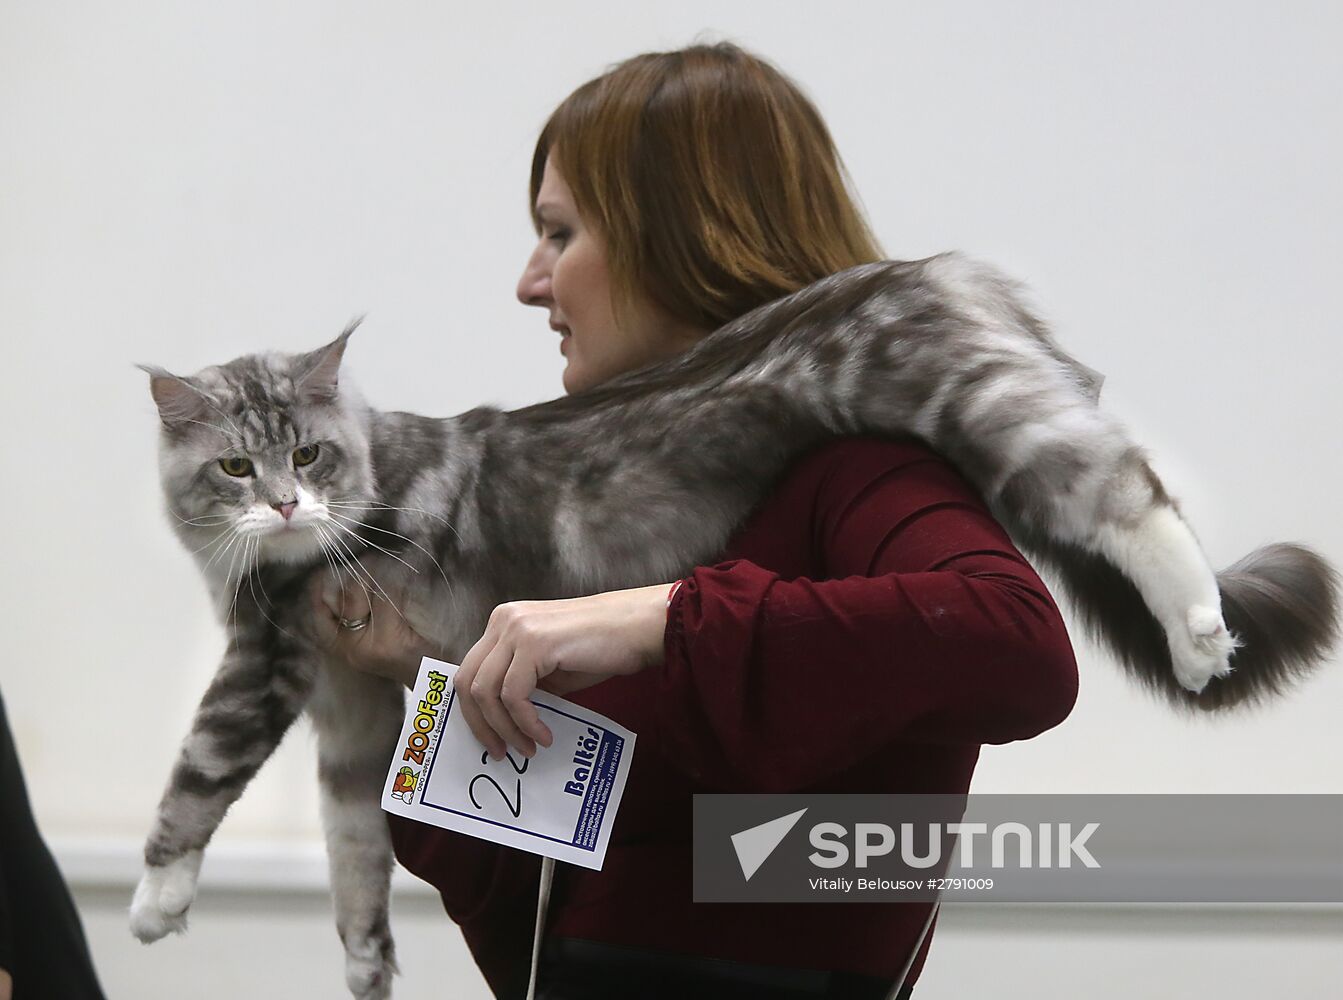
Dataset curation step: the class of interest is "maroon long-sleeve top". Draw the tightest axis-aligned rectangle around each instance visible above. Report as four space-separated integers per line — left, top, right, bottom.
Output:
388 435 1080 998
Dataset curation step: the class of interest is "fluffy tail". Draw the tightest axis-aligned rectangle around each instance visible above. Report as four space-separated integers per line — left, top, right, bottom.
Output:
1023 537 1340 712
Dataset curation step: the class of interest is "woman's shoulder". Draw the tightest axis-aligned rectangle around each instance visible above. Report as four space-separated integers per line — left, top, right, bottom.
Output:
772 433 993 540
783 433 964 492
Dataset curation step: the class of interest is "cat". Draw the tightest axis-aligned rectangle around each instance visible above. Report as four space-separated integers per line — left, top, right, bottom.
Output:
130 251 1340 999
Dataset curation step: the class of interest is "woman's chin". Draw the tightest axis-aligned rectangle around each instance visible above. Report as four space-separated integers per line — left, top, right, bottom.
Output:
561 363 586 395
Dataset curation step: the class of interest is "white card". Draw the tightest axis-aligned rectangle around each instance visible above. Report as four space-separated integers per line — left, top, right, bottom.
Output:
380 657 636 871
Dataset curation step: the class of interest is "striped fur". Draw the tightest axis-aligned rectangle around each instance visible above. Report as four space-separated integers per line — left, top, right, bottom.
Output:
132 252 1339 996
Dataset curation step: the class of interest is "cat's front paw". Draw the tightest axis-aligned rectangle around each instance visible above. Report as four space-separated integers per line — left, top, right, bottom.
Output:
344 931 397 1000
129 851 203 943
1170 605 1238 692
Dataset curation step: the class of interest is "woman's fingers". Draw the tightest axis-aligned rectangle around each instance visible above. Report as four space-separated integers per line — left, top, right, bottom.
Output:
455 634 506 759
500 658 553 749
330 572 373 624
472 642 538 758
306 571 342 647
455 623 557 758
304 562 429 687
307 566 371 645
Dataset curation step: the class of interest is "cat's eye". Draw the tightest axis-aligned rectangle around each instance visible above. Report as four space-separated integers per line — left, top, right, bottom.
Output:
219 457 253 477
293 444 320 467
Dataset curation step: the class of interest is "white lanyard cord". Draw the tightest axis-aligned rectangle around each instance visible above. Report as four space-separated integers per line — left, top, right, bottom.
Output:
884 897 940 1000
525 855 557 1000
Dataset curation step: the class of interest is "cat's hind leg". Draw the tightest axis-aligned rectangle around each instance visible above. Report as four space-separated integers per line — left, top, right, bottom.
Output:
310 663 406 1000
1093 488 1239 693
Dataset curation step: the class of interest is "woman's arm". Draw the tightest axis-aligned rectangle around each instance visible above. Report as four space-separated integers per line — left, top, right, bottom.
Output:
651 437 1080 790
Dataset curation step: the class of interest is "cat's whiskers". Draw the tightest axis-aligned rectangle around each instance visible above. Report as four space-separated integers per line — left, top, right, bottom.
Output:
312 526 348 607
320 525 407 622
201 525 244 574
221 530 253 652
171 510 233 528
189 525 234 558
318 527 399 632
244 538 296 639
250 542 278 610
315 524 374 611
326 498 449 522
322 516 421 577
325 499 460 542
326 511 455 601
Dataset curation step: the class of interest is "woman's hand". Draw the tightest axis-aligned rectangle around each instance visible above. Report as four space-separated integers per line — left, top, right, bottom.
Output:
456 583 676 760
307 558 441 689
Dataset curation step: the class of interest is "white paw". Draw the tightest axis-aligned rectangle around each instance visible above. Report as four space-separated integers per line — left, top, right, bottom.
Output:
129 852 203 943
345 937 396 1000
1170 605 1237 692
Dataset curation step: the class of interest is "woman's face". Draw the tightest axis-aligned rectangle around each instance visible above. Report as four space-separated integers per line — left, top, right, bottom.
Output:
517 155 704 394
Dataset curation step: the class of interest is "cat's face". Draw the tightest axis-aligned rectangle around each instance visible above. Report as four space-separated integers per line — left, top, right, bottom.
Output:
144 327 373 575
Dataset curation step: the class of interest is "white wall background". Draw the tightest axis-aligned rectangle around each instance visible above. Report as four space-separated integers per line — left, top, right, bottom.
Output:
2 1 1340 997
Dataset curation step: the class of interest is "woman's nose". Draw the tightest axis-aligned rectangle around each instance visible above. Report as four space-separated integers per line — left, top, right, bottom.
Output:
516 244 552 307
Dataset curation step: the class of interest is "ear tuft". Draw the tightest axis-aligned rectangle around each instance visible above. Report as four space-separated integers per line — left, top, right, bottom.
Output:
294 317 362 404
139 364 210 429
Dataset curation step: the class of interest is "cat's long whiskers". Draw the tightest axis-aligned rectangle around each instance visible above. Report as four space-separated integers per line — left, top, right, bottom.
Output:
244 539 296 640
189 525 234 558
313 528 347 609
323 527 406 622
223 532 251 653
223 534 247 599
250 544 284 620
327 511 455 600
317 525 374 612
323 517 421 577
325 529 398 616
325 539 384 629
202 526 243 575
172 511 234 527
326 499 464 549
252 543 274 607
326 499 456 531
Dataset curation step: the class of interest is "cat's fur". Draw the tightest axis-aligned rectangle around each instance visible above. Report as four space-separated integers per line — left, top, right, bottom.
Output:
131 252 1339 998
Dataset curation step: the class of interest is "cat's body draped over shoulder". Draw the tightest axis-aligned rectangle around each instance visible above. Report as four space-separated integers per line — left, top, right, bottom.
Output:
130 251 1340 999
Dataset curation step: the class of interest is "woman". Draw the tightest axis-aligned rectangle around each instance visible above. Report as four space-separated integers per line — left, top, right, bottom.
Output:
313 42 1079 1000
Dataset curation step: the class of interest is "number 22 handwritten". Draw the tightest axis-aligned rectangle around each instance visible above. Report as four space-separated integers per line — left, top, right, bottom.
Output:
468 749 528 818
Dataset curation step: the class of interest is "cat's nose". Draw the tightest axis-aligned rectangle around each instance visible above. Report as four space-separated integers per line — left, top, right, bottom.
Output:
273 500 297 521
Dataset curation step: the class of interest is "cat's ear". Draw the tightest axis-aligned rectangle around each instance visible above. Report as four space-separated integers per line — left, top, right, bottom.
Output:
294 317 361 405
138 364 210 430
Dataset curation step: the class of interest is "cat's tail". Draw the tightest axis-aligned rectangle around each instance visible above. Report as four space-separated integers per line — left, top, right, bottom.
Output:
1210 543 1341 709
1024 536 1340 712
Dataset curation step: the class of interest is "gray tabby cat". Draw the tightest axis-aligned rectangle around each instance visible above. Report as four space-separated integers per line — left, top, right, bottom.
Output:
131 251 1339 999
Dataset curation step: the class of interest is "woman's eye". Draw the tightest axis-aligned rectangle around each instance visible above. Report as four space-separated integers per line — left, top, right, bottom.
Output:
293 444 320 467
546 228 571 246
219 456 253 477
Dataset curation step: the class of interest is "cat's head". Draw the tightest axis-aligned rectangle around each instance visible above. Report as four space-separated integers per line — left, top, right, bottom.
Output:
142 323 374 571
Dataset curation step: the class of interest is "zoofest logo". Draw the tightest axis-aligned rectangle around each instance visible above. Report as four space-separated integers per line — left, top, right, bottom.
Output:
387 669 449 801
732 808 1101 882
